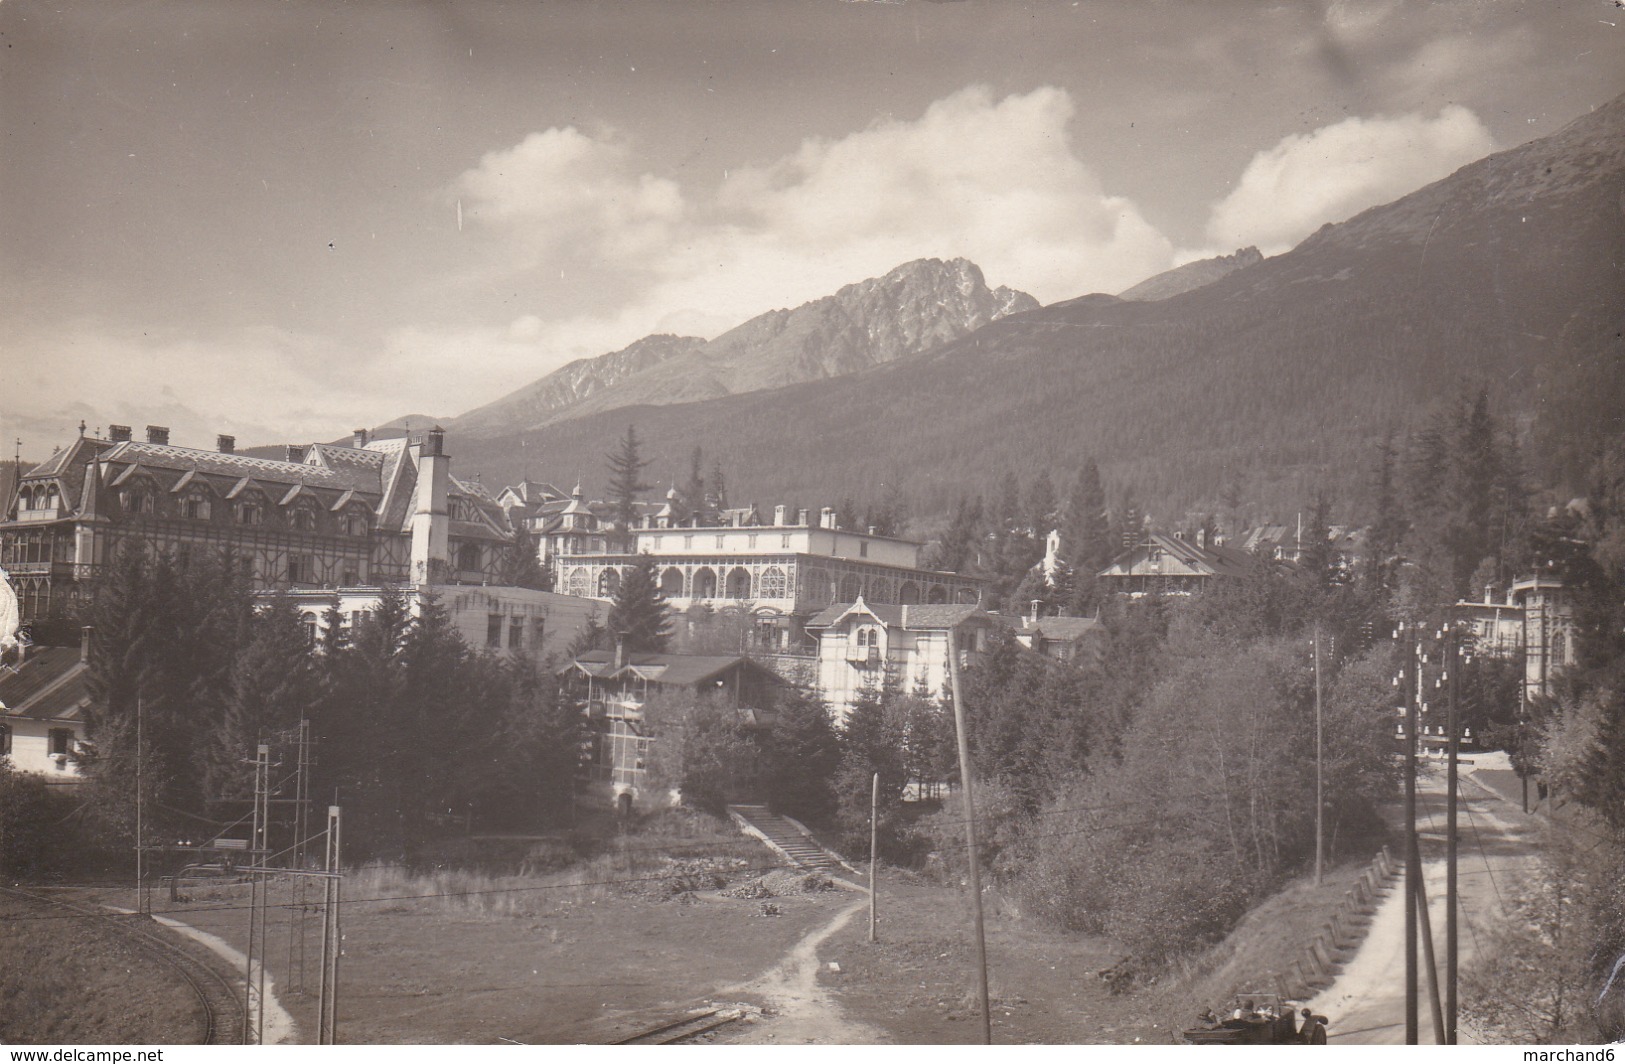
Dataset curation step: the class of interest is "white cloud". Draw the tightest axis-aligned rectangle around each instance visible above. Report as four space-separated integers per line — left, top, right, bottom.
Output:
1205 106 1494 253
454 126 685 271
416 84 1184 407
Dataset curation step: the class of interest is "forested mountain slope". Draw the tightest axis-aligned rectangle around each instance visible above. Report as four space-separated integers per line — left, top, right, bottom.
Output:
446 94 1625 524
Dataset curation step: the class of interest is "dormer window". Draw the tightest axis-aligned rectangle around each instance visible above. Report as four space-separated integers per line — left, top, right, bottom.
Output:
290 503 318 532
342 506 370 536
120 486 155 516
181 490 212 520
236 495 265 526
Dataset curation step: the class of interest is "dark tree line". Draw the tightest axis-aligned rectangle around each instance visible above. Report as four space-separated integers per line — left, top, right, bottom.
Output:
74 544 583 861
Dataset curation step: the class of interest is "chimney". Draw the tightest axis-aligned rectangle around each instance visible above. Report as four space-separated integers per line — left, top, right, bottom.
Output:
410 426 452 585
1030 600 1041 624
80 625 93 664
774 504 786 526
798 508 810 527
353 428 369 448
867 525 877 536
285 444 308 463
1196 528 1207 549
145 425 170 445
216 434 236 454
613 635 628 670
109 425 132 442
820 507 836 529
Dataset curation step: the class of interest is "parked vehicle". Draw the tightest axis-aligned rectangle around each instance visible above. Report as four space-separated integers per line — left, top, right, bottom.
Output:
1181 994 1328 1045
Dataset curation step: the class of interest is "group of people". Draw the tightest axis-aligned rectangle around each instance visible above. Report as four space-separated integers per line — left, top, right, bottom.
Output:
1194 999 1328 1044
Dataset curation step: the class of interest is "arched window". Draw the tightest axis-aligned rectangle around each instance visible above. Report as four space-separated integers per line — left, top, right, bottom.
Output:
659 567 685 598
869 578 894 604
181 489 212 520
757 566 787 600
43 486 60 511
927 585 948 604
725 566 751 599
566 567 591 597
839 574 861 603
899 581 921 605
805 569 833 606
856 625 880 648
598 568 621 597
691 567 717 598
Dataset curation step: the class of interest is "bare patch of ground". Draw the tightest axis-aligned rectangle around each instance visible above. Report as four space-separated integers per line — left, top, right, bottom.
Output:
0 892 200 1044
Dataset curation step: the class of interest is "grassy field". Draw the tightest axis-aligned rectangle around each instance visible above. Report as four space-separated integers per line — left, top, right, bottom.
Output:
0 892 201 1044
11 811 1388 1045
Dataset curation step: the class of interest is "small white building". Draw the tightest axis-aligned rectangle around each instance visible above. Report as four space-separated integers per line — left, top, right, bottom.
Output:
0 639 90 782
280 583 602 663
803 598 999 723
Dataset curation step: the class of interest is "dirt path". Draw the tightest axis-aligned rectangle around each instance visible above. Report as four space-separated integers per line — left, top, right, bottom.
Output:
726 892 889 1044
1309 755 1539 1044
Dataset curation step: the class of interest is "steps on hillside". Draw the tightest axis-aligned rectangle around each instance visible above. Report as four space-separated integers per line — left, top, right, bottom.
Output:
726 804 854 876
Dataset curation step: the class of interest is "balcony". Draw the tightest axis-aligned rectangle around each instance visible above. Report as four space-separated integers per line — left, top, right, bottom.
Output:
2 561 95 580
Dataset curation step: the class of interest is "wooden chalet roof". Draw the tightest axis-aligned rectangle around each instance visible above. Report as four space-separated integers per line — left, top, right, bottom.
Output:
1099 532 1264 580
563 650 787 689
0 646 91 723
803 599 988 631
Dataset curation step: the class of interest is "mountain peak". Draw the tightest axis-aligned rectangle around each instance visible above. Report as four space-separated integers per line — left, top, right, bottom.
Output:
453 258 1037 436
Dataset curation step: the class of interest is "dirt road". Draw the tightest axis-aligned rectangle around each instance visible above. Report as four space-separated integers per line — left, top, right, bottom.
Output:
1309 754 1540 1044
726 892 890 1044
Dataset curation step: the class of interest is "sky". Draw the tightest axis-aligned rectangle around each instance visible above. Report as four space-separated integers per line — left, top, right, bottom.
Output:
3 0 1623 459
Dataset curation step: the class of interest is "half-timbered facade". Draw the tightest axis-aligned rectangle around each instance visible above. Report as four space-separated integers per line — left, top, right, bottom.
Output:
1 423 514 624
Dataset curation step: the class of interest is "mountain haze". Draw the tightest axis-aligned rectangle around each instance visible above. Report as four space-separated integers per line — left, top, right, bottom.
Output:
449 258 1037 437
443 94 1624 524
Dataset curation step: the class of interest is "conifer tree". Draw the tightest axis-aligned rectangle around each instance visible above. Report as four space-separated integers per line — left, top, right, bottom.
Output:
1063 459 1111 613
203 595 318 802
679 445 707 525
761 691 839 824
606 425 652 548
607 554 671 653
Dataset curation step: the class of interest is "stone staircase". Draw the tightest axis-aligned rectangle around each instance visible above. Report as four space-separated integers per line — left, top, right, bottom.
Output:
726 803 855 877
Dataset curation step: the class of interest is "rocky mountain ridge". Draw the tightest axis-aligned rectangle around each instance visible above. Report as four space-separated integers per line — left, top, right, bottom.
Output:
448 257 1037 437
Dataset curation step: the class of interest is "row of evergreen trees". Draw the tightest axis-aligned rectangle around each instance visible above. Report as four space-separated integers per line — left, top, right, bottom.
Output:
72 545 580 861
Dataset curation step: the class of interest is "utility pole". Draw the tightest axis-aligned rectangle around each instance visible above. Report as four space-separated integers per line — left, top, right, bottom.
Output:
946 630 992 1046
1445 624 1460 1044
1401 622 1419 1045
869 771 879 944
1314 622 1324 886
318 805 343 1045
135 696 144 915
244 743 270 1045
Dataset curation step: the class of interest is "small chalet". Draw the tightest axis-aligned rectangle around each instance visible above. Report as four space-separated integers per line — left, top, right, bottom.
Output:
803 598 1000 722
1097 531 1266 597
0 636 92 782
1003 613 1103 666
560 646 787 812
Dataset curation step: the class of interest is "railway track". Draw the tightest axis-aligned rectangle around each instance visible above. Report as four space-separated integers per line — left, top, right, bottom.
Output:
0 885 246 1044
610 1007 743 1045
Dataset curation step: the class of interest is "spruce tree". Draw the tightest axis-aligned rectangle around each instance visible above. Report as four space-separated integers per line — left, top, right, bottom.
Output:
1063 459 1111 613
606 425 652 549
761 691 839 824
203 595 318 803
607 554 671 653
